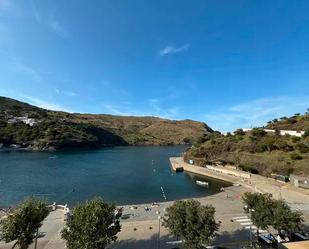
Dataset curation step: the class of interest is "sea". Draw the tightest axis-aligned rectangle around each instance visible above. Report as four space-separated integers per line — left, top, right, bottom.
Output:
0 145 230 206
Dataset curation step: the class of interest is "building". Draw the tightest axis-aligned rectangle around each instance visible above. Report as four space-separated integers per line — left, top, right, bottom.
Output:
7 116 37 126
242 128 305 137
290 175 309 189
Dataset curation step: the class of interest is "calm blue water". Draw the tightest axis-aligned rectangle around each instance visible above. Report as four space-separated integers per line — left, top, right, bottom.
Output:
0 146 230 206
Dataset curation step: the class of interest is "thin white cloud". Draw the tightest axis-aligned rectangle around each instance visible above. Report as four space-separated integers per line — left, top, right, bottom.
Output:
48 17 67 38
23 95 73 112
30 0 41 22
159 44 190 56
54 88 77 97
100 99 179 119
204 96 309 132
10 57 43 83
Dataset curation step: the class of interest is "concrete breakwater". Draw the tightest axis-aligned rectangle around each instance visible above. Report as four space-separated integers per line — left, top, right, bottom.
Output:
169 157 246 184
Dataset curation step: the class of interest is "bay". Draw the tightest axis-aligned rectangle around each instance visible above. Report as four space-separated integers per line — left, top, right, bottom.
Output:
0 146 230 206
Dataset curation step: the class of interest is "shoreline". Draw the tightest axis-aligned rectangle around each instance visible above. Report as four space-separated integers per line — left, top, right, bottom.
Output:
0 143 190 153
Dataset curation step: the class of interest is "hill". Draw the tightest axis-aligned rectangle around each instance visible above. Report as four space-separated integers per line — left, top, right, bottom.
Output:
184 112 309 176
264 110 309 131
0 96 212 150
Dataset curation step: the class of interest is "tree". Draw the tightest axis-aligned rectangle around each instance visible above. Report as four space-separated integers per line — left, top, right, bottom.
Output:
290 152 303 160
61 197 121 249
251 128 267 138
163 199 219 249
303 127 309 138
0 198 49 249
272 200 303 236
234 129 245 136
242 193 275 235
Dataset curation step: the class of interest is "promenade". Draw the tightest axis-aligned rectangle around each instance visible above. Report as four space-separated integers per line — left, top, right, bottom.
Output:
170 157 309 211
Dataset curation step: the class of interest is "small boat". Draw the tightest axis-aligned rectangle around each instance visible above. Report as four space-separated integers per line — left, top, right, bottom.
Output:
196 180 209 186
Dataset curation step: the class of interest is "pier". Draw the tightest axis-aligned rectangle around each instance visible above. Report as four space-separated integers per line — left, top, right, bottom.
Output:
169 157 243 184
169 158 184 172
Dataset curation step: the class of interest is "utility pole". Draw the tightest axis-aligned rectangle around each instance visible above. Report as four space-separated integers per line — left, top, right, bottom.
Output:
249 208 255 246
34 228 39 249
157 214 161 249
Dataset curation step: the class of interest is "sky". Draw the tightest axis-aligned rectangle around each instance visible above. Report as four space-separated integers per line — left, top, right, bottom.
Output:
1 0 309 131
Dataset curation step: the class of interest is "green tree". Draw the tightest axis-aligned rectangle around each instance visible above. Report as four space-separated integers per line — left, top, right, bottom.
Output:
295 142 309 153
163 199 219 249
251 128 267 138
0 198 49 249
290 152 303 160
272 200 303 236
234 129 245 136
61 197 121 249
303 127 309 138
242 193 275 235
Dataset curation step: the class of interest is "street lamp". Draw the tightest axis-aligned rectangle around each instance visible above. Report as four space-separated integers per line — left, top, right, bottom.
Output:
157 213 161 249
245 205 255 245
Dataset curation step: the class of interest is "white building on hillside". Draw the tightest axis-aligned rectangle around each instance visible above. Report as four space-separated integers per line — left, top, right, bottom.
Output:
7 116 37 126
242 128 305 137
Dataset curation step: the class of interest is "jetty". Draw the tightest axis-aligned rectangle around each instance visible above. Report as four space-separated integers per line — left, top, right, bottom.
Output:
169 157 248 184
169 158 184 172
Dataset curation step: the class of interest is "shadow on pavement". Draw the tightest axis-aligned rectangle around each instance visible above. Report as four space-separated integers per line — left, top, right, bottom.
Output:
109 234 182 249
109 229 251 249
212 229 250 248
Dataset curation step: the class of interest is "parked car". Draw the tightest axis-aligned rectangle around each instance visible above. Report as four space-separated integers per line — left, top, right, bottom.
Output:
258 233 277 248
291 232 309 241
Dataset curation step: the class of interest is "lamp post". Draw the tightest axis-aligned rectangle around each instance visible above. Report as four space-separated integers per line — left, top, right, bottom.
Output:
157 214 161 249
245 205 255 245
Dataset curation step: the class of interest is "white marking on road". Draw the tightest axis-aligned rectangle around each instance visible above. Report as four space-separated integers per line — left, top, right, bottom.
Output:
236 218 250 222
245 226 256 229
233 216 248 219
240 222 252 226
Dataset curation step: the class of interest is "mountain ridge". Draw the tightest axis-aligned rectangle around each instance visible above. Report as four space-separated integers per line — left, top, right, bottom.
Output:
0 96 212 150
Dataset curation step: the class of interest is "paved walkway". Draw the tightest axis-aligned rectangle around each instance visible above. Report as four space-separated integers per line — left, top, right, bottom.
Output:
0 209 66 249
170 157 309 211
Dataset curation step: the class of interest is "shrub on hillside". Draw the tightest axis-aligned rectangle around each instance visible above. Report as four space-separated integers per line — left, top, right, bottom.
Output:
251 128 267 137
303 127 309 138
234 129 245 136
295 142 309 153
239 164 258 174
291 136 301 143
290 152 303 160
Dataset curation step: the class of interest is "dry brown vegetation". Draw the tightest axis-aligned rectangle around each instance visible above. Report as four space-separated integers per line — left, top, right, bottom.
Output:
185 125 309 176
0 96 211 150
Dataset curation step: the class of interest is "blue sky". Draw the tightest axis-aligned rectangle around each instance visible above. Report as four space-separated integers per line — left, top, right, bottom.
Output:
1 0 309 131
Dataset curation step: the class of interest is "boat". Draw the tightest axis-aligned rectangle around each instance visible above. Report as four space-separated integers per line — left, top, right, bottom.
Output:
196 180 209 186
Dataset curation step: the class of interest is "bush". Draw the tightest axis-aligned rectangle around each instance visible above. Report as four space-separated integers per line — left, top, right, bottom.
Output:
239 164 258 174
290 152 303 160
295 142 309 153
251 128 267 137
303 127 309 138
234 129 245 136
291 136 301 143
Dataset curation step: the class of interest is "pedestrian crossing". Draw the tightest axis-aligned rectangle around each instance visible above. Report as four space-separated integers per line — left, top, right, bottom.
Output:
233 216 267 234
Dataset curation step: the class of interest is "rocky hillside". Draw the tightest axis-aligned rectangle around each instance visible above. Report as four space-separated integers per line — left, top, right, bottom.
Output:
0 97 212 150
265 111 309 131
185 112 309 176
